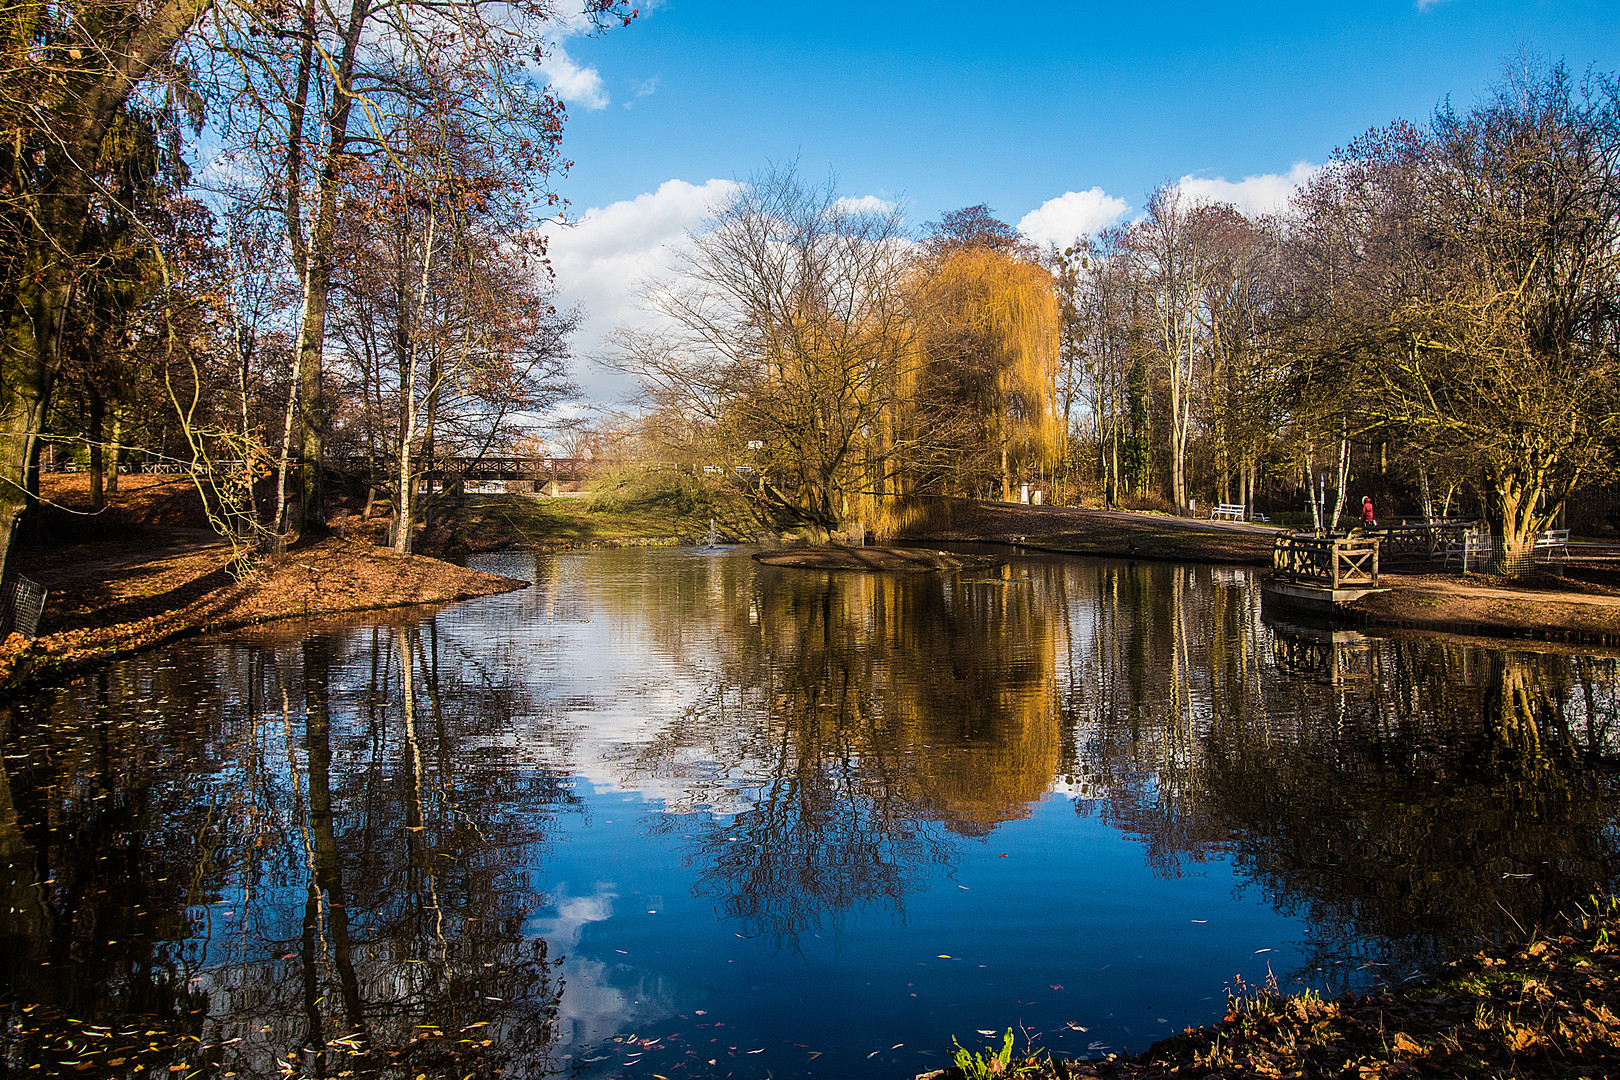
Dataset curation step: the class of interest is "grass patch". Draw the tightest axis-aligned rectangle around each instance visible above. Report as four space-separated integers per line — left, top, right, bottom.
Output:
446 469 754 550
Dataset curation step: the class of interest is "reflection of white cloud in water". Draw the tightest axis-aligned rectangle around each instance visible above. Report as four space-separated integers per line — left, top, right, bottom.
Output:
528 882 680 1047
530 881 617 947
551 957 681 1047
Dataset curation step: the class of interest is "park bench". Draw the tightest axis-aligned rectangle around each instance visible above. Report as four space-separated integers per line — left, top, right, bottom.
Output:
1210 503 1246 521
1534 528 1570 561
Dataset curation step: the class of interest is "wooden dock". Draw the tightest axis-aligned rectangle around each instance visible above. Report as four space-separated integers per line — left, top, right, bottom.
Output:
1262 533 1388 616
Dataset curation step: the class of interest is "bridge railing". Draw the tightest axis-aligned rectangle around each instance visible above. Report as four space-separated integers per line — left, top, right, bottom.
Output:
1272 533 1380 589
1365 520 1478 561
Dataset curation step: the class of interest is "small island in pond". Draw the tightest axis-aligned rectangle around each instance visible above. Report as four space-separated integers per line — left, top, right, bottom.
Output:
753 545 1006 572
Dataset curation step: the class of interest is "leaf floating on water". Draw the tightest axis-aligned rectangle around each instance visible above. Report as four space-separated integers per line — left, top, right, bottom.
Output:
1191 919 1208 924
891 1042 903 1049
976 1030 997 1037
1065 1022 1089 1032
937 954 953 959
693 1010 706 1015
1255 948 1272 954
867 1050 881 1058
1051 984 1065 990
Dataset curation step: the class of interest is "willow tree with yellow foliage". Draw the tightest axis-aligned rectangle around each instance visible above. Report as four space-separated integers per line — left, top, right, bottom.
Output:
908 210 1063 501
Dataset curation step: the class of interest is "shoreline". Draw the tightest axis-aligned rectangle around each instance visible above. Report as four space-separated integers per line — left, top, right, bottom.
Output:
892 499 1620 648
9 484 1620 697
922 895 1620 1080
1 534 527 702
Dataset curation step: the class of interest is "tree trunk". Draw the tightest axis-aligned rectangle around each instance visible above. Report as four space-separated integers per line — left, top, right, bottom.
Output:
1328 431 1350 532
287 0 373 540
0 0 212 582
1483 470 1568 577
0 276 70 586
89 387 106 512
106 410 121 495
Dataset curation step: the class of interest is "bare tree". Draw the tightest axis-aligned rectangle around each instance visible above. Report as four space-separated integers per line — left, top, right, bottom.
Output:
616 165 921 536
198 0 629 536
1299 61 1620 566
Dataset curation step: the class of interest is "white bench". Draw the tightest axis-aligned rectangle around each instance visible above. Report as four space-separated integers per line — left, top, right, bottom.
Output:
1534 528 1570 560
1210 503 1246 521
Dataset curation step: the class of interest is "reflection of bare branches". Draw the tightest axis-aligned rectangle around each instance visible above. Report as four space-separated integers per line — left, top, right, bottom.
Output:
1058 557 1620 980
0 620 580 1078
683 683 956 951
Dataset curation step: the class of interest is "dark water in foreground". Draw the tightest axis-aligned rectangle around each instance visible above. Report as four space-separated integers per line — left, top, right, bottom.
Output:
2 547 1619 1079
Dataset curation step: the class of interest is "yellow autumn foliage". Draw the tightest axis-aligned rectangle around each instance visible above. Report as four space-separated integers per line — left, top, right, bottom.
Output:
909 247 1063 499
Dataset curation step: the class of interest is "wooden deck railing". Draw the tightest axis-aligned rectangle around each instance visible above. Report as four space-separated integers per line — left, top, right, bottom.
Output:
1272 534 1381 589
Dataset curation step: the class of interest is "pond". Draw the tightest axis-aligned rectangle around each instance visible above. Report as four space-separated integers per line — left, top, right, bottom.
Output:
2 546 1619 1079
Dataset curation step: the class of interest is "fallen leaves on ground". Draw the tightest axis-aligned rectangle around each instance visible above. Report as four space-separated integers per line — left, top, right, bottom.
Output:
3 534 525 700
923 896 1620 1080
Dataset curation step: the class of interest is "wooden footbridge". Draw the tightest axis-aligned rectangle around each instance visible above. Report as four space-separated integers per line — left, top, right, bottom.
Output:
326 455 604 484
51 454 606 485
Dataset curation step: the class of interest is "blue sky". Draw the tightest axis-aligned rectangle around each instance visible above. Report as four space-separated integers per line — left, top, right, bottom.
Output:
536 0 1620 404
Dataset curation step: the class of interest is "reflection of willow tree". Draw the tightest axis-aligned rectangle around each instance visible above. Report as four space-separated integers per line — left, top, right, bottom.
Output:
1060 564 1620 980
608 555 1066 946
0 619 577 1077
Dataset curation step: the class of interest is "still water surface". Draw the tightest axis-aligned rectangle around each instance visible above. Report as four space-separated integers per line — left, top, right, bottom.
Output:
2 547 1619 1078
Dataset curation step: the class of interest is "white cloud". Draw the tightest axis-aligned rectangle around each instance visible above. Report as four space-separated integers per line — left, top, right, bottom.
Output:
831 193 898 216
538 42 610 110
1174 161 1320 217
528 882 617 948
535 4 618 110
1017 187 1131 248
542 178 741 403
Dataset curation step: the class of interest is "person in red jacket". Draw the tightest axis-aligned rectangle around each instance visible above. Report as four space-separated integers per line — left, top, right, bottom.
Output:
1360 495 1377 529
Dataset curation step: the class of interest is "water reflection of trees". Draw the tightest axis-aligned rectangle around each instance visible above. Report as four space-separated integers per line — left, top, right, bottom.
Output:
0 618 576 1077
610 559 1067 946
581 550 1620 969
1059 559 1620 982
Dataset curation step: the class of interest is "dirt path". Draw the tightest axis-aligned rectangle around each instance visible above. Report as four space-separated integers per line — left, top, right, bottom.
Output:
901 499 1279 563
1350 569 1620 645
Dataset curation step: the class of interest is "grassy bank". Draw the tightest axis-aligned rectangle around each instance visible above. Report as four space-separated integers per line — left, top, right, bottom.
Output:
423 468 756 553
930 896 1620 1080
